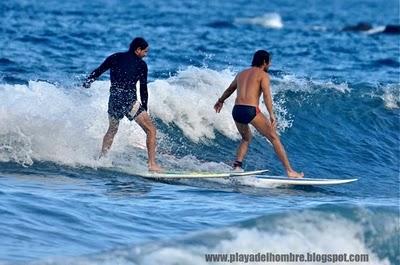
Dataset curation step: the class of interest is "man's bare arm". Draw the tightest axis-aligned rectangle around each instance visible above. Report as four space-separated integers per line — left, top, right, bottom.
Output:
214 76 238 113
219 76 238 102
261 73 276 126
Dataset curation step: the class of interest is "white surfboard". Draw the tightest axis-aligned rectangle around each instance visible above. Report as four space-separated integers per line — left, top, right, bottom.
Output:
108 166 357 185
111 167 269 179
254 176 358 186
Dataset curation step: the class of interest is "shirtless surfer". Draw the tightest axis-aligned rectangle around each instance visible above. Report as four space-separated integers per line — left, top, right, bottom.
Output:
214 50 303 178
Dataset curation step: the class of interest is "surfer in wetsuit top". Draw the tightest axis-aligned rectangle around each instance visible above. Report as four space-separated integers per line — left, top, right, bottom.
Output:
83 37 161 171
214 50 303 178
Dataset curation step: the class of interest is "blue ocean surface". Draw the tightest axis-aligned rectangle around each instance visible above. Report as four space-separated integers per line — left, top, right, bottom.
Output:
0 0 399 264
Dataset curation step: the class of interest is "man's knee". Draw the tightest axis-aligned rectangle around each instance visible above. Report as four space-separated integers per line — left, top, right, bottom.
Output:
266 131 279 142
149 125 156 137
144 124 156 137
241 133 252 143
107 125 119 135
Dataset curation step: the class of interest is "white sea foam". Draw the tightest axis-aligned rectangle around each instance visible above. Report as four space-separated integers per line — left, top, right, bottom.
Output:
37 209 395 265
0 80 145 167
364 83 400 110
1 73 239 168
235 13 283 29
365 26 386 35
148 67 239 142
1 67 348 167
149 67 296 141
131 211 394 265
273 74 350 93
311 25 328 32
380 84 400 109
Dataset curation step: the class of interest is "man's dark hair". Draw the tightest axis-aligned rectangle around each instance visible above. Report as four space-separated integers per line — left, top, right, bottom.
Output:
129 37 148 52
251 50 270 67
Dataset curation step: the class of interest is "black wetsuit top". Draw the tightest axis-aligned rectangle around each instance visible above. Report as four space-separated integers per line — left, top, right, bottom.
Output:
84 51 148 120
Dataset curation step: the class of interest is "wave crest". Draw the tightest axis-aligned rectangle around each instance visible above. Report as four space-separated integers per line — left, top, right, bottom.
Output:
35 205 397 265
235 13 283 29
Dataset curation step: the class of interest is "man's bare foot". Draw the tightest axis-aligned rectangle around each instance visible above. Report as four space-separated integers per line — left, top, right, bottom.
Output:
148 163 162 172
98 151 107 160
287 170 304 178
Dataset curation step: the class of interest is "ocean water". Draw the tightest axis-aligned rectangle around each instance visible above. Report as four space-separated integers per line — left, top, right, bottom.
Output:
0 0 399 264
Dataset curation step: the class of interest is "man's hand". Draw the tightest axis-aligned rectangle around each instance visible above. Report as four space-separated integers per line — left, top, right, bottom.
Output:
82 81 91 89
214 100 223 113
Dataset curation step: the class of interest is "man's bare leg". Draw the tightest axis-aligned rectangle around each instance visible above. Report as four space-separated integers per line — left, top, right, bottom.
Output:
135 112 161 171
100 116 120 158
250 113 304 178
234 122 252 169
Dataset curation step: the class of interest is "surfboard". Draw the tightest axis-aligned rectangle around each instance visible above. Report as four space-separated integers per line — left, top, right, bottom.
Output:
108 166 357 185
254 176 358 186
111 167 269 179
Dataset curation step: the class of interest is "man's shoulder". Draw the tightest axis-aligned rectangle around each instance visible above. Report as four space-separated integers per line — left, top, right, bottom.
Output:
239 67 252 74
258 70 269 79
242 68 269 79
110 52 125 58
139 59 148 69
236 68 250 78
104 52 122 63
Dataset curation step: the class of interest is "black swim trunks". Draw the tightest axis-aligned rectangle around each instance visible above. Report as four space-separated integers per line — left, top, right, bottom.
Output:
232 105 260 124
84 51 148 120
108 98 146 121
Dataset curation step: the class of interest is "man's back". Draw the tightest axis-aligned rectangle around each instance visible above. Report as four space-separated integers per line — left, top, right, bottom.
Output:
108 52 146 91
235 67 266 106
